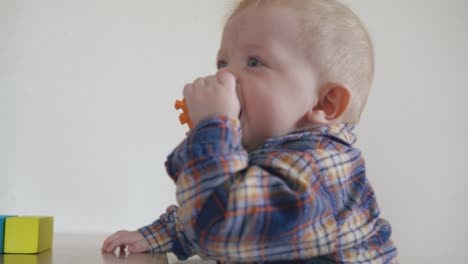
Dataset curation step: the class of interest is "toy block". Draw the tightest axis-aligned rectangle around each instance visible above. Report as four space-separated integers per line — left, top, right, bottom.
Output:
175 99 193 130
1 215 15 253
3 249 52 264
4 216 54 254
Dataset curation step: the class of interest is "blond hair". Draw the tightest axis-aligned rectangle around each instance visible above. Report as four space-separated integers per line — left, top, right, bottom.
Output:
225 0 374 124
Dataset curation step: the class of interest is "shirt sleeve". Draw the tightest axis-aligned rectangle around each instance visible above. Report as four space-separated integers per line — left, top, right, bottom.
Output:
137 205 196 258
161 116 339 262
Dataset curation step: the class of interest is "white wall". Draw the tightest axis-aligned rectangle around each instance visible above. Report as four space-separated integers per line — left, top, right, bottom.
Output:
1 0 466 263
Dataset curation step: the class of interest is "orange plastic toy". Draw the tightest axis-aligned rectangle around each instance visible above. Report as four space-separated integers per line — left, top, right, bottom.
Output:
175 99 193 131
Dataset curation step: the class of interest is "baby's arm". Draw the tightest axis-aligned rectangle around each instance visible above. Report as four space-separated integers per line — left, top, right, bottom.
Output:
102 73 238 257
101 205 194 256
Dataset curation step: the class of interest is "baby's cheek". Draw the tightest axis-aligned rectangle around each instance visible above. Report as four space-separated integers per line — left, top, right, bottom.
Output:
250 105 277 135
264 106 296 136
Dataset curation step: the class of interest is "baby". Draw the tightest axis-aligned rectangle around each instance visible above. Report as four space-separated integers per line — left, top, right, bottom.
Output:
102 0 398 263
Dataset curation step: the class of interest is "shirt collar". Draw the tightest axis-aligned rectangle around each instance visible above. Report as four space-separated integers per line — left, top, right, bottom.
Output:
308 123 357 146
262 123 357 148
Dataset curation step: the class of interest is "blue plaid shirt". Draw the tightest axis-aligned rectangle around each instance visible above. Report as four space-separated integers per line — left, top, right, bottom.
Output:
139 116 398 263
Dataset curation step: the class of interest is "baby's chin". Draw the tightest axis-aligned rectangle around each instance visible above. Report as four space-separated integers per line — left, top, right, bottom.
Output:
240 129 253 152
239 115 264 152
241 132 265 153
242 138 257 152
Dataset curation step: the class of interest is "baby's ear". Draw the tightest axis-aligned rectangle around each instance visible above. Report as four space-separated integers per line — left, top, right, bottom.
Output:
306 83 351 124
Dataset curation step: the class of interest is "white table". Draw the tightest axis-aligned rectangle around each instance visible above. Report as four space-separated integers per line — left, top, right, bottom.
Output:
0 233 215 264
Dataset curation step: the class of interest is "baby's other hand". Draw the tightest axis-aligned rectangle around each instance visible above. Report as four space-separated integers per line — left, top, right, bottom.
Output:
183 71 240 126
101 230 150 253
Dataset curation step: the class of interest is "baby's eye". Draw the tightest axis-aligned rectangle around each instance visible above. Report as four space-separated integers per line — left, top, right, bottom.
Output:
247 57 262 67
217 60 228 69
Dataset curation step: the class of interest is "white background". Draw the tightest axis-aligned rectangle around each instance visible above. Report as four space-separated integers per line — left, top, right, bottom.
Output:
1 0 467 263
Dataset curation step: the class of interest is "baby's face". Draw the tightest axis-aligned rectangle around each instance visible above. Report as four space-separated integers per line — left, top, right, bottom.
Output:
217 6 319 151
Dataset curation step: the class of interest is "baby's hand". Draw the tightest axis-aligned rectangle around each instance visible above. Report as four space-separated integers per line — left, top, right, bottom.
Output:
101 230 150 253
183 71 240 127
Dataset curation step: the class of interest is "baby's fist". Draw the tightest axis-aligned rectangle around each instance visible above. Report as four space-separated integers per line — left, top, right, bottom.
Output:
183 71 240 126
101 230 150 253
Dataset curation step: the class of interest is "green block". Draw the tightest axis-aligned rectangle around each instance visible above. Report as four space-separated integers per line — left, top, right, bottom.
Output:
4 216 54 254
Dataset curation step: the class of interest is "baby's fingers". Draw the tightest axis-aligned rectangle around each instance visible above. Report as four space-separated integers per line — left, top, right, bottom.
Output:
101 231 128 252
216 71 236 88
103 238 127 253
102 232 118 251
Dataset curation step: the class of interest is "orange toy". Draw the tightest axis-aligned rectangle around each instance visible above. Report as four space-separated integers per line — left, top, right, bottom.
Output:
175 99 193 131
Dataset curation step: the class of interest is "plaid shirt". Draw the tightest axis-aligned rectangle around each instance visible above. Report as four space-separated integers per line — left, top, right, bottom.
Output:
139 117 398 263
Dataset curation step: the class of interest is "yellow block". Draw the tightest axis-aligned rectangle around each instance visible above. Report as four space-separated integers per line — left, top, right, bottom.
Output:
4 216 54 254
3 249 52 264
